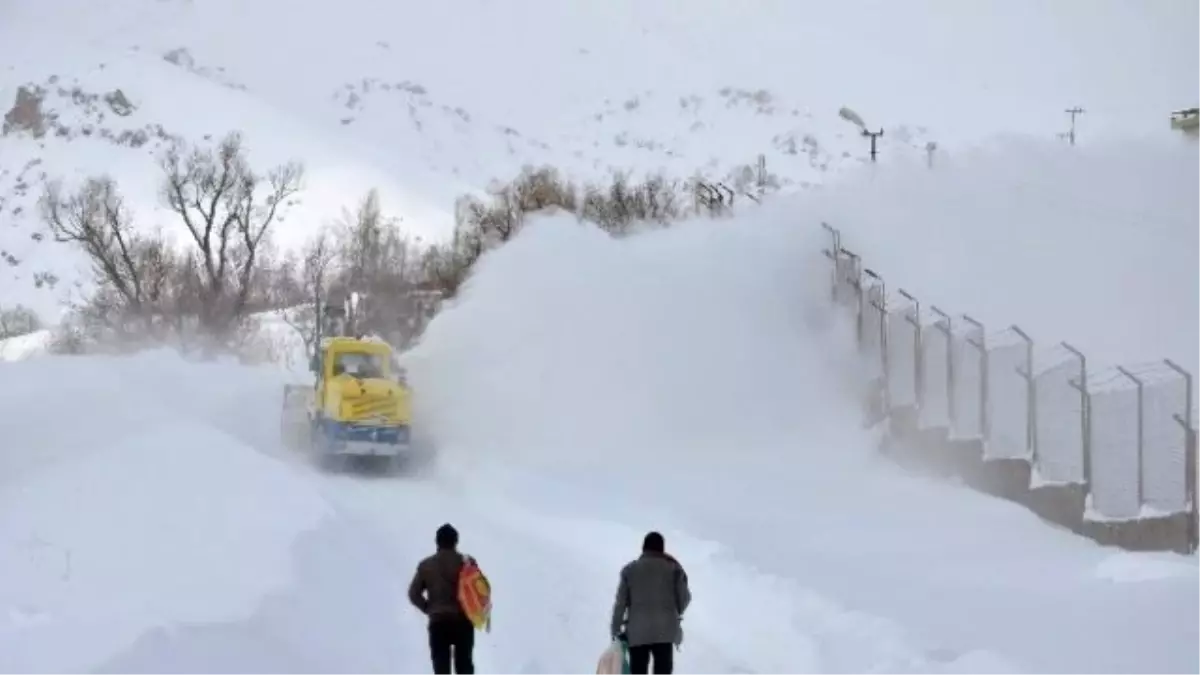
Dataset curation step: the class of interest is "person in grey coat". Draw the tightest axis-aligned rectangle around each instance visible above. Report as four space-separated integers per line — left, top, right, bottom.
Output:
610 531 692 674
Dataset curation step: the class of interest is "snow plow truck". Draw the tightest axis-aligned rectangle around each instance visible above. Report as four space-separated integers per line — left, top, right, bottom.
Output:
281 295 413 472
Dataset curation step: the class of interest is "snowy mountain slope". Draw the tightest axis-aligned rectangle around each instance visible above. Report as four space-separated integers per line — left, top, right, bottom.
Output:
405 203 1198 673
6 0 1195 324
39 0 1189 143
0 24 457 321
0 31 891 322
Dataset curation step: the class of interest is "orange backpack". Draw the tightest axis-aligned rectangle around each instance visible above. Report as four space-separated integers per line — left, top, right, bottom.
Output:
457 554 492 632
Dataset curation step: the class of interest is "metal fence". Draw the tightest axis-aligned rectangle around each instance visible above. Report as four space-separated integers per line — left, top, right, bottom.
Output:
820 223 1198 552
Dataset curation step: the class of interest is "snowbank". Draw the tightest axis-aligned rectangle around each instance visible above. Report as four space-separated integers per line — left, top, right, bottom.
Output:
0 424 330 672
0 330 52 362
0 350 432 672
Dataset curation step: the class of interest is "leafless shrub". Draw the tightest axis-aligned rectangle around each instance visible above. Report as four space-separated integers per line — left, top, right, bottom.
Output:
581 172 681 235
420 166 720 299
45 319 87 355
0 304 41 338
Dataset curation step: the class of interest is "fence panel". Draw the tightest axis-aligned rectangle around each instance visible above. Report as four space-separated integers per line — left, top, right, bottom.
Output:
1033 358 1085 484
886 304 918 410
950 325 984 440
1088 384 1142 519
984 340 1029 461
1141 373 1190 514
918 319 951 429
820 222 1196 551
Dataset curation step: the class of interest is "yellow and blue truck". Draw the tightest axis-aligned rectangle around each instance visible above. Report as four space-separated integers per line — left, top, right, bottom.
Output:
282 334 413 472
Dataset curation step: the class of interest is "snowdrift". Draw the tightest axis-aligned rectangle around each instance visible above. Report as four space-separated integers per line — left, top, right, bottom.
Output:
0 351 430 672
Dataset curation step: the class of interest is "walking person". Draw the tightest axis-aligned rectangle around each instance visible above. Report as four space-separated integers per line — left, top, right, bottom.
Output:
409 523 478 674
610 531 692 674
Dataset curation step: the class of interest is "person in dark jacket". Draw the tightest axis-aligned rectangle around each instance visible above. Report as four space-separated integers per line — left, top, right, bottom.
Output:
409 523 475 674
610 531 692 675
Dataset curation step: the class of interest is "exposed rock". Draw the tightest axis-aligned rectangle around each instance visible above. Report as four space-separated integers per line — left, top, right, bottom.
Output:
104 89 135 117
163 47 195 68
3 86 47 138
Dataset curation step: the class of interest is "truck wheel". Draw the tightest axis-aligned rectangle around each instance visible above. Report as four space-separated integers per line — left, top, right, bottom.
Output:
319 453 344 473
377 455 399 475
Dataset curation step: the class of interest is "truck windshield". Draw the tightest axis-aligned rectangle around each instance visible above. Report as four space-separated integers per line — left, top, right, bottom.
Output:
333 352 386 378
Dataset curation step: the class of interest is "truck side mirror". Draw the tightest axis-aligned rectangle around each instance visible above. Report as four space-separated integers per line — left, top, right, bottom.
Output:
309 353 320 374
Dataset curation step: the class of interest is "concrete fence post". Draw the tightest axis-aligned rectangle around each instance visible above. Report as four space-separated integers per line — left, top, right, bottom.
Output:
1163 359 1195 552
1062 342 1092 492
820 222 840 305
865 269 887 415
932 306 954 427
899 289 922 412
1010 325 1036 465
963 314 988 441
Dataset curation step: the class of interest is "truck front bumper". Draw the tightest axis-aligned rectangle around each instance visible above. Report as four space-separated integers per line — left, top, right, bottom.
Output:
316 420 411 457
331 440 407 457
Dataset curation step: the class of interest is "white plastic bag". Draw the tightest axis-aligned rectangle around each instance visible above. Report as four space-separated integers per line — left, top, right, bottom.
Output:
596 638 630 674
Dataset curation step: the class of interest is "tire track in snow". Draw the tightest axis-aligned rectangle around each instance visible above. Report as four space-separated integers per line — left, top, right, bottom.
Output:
436 464 1020 674
301 458 1017 673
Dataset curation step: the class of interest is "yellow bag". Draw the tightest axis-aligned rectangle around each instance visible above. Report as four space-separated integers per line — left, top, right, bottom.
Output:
457 554 492 632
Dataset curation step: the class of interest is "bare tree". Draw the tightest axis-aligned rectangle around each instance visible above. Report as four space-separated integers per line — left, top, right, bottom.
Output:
337 188 388 291
160 131 304 340
324 189 431 345
40 177 162 337
280 228 336 356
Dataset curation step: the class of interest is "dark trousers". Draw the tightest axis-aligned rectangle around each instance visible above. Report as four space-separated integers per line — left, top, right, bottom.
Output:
428 615 475 674
628 642 674 674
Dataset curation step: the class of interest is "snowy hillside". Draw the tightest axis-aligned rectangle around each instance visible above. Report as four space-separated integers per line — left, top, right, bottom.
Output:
4 0 1196 321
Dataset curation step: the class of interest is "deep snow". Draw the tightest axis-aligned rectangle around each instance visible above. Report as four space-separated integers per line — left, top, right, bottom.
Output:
1 0 1197 671
5 159 1194 671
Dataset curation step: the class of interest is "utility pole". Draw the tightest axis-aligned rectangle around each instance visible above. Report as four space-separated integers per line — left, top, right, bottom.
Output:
1064 106 1085 146
924 141 937 169
755 153 766 191
862 128 884 162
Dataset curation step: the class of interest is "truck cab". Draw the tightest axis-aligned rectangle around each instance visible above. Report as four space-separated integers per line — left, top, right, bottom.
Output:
285 336 413 471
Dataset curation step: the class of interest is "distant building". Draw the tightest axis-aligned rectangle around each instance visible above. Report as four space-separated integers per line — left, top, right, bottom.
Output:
1170 108 1198 136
